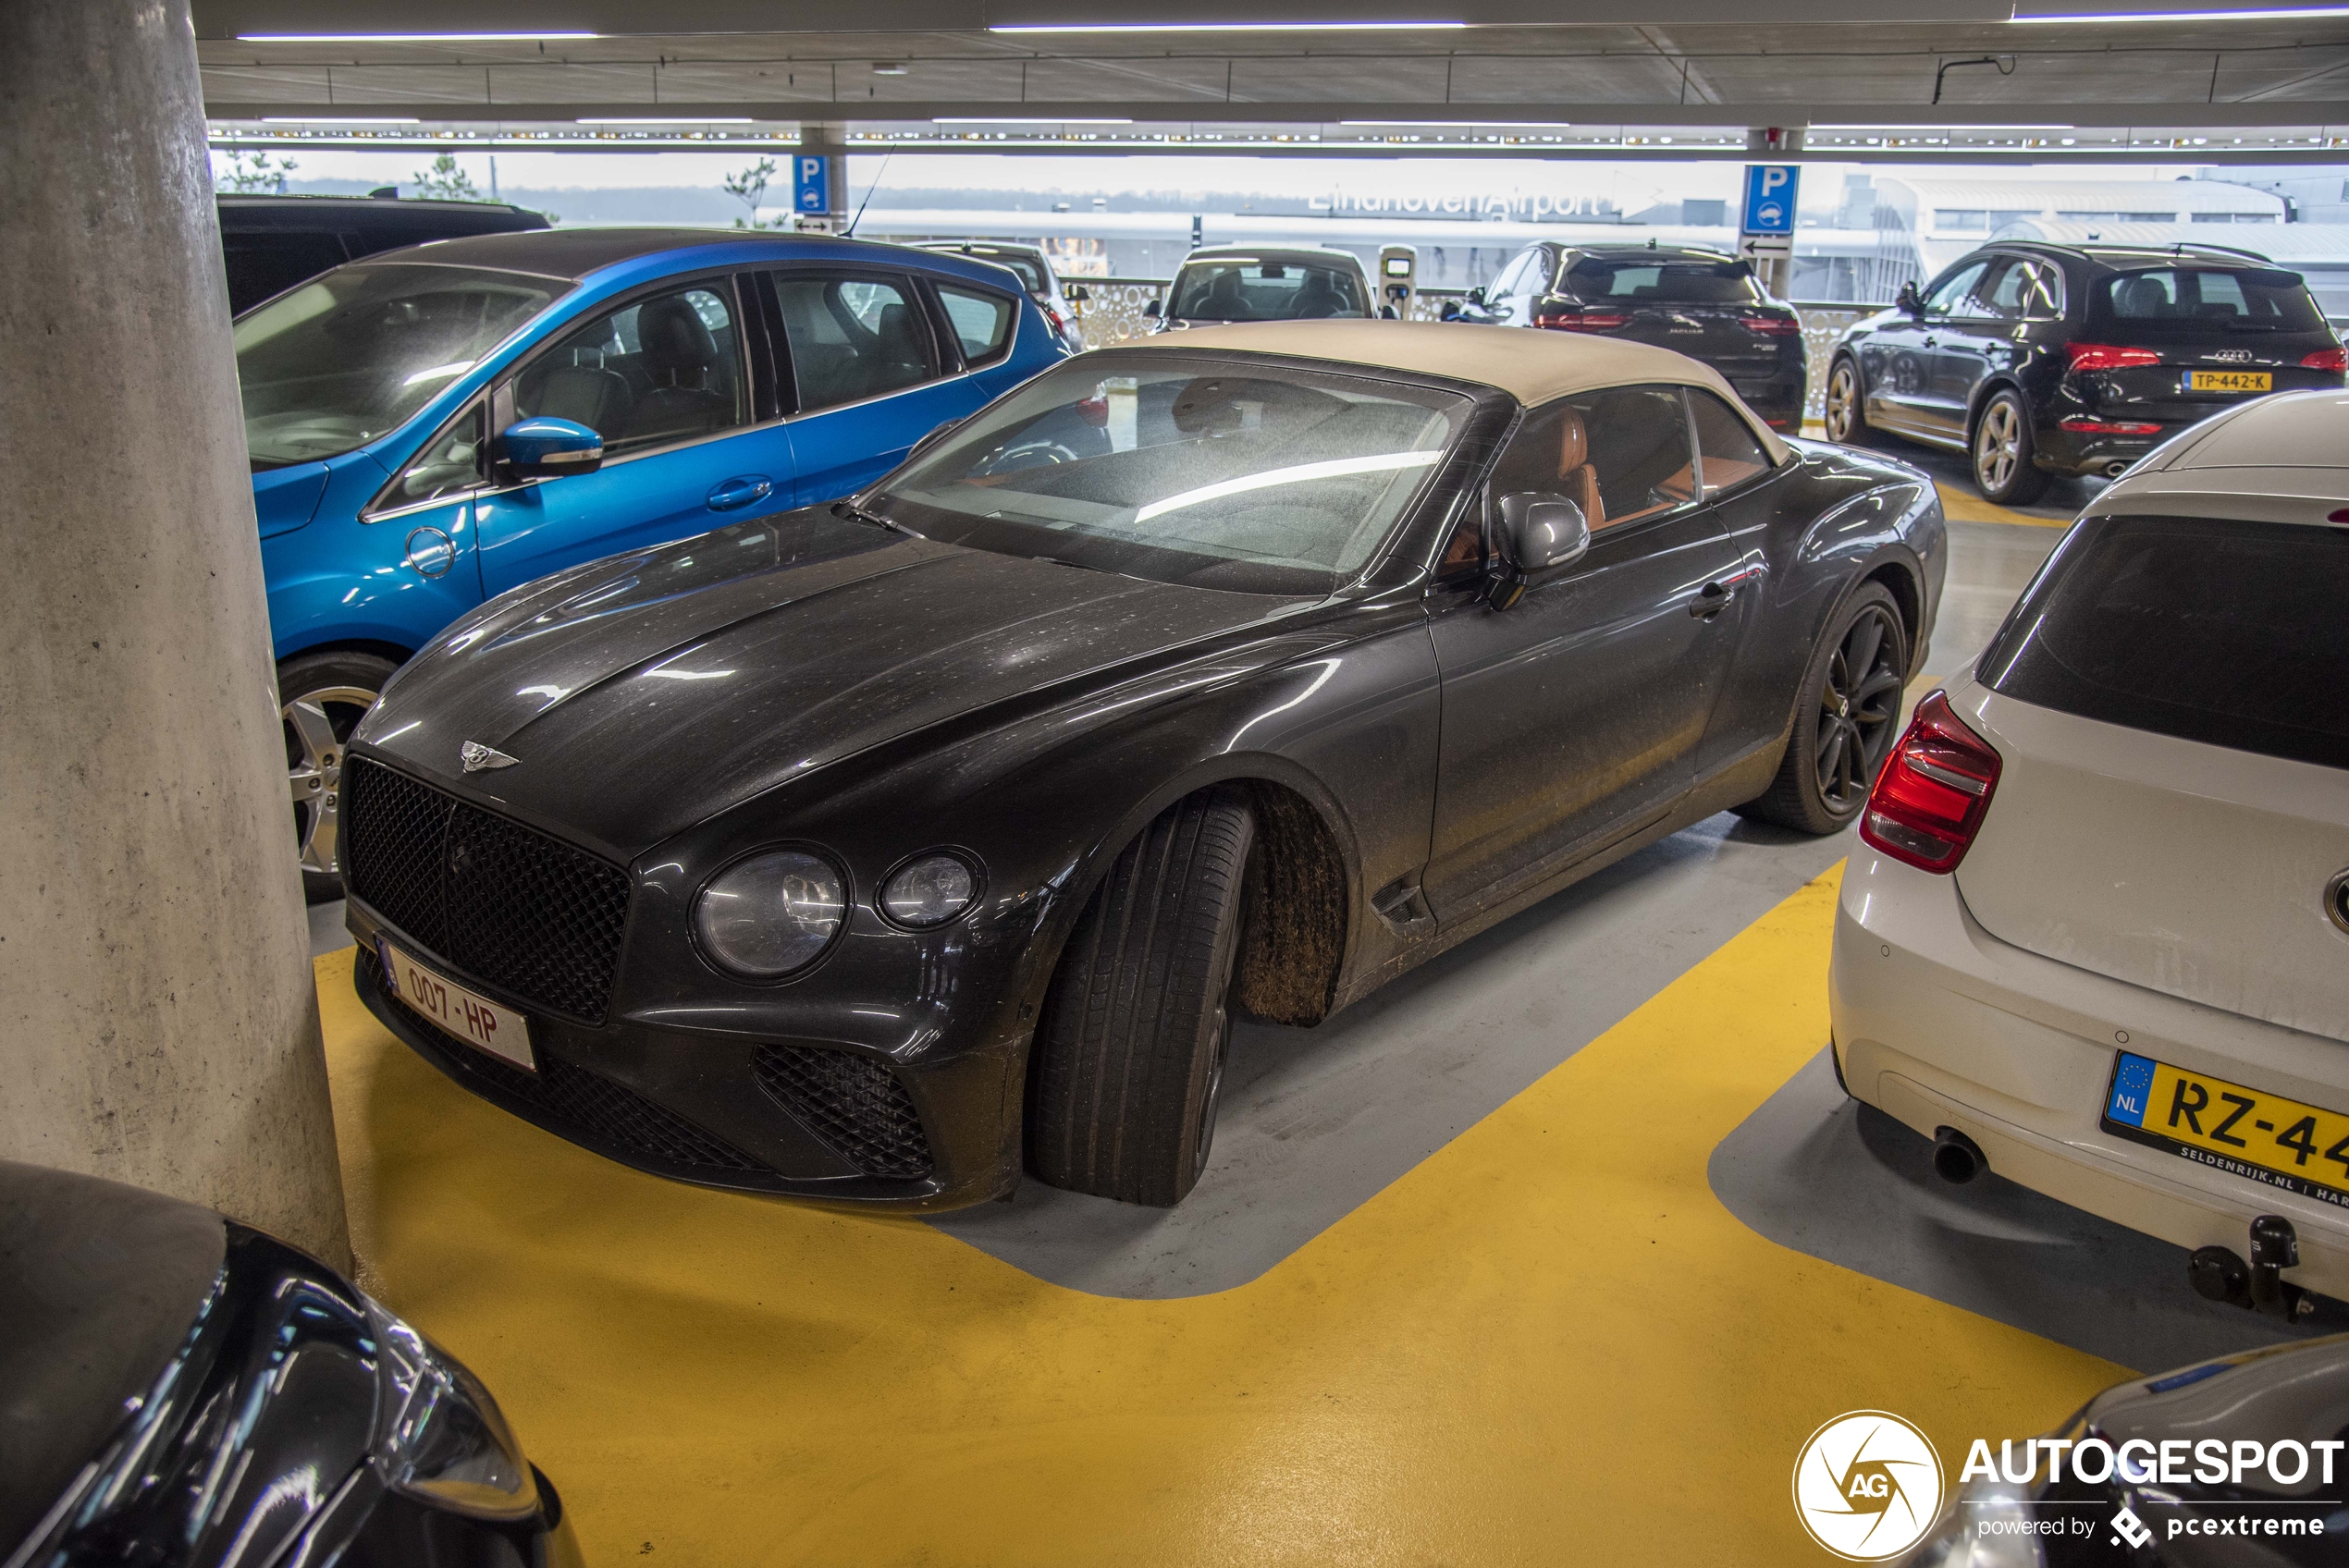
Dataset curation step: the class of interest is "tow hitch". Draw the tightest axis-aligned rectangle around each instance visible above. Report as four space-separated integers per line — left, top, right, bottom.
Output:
2188 1215 2318 1322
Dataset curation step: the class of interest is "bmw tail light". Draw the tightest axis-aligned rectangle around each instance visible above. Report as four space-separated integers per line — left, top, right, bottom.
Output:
1859 692 2002 874
1740 314 1801 336
2063 342 2160 372
1533 306 1630 331
2302 346 2347 372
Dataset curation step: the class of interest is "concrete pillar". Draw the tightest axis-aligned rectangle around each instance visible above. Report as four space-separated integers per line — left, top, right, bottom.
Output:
0 0 350 1267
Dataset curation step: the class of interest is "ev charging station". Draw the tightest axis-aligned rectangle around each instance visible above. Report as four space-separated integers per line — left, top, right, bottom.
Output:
1377 245 1418 318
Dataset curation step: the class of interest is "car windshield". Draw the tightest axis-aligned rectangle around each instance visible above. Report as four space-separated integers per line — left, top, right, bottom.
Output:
1169 258 1368 322
2093 266 2324 334
1562 258 1760 303
235 263 564 470
872 356 1472 594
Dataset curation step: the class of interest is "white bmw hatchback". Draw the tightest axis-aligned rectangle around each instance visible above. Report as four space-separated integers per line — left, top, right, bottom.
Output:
1832 388 2349 1311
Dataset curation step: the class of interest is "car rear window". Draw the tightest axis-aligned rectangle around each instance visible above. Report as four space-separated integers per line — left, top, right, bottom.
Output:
951 250 1048 292
2093 267 2325 335
1560 258 1760 304
1977 514 2349 770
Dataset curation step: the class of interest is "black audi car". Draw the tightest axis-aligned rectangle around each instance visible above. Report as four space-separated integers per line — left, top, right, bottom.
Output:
1441 243 1806 433
0 1160 580 1568
338 321 1942 1214
1825 239 2346 505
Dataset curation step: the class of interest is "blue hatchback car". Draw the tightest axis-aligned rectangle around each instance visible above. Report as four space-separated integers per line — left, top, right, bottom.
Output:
237 227 1067 895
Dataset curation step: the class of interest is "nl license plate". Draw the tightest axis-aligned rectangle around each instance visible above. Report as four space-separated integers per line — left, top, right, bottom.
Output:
2103 1050 2349 1208
2185 369 2271 393
377 938 534 1072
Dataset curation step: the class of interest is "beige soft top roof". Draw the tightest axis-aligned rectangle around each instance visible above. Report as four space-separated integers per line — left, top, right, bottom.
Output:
1121 319 1793 463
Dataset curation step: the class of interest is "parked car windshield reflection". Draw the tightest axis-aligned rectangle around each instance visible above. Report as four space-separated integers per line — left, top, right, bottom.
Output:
876 359 1470 594
235 263 563 470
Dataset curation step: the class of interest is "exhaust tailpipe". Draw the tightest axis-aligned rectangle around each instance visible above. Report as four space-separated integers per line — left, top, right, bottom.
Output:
2104 460 2131 478
1933 1126 1986 1184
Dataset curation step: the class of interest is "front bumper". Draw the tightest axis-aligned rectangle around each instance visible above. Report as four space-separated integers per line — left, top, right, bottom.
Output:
1829 849 2349 1301
348 905 1024 1213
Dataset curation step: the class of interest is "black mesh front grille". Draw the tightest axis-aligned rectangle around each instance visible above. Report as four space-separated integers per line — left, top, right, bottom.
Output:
362 947 765 1175
754 1046 932 1179
344 757 631 1023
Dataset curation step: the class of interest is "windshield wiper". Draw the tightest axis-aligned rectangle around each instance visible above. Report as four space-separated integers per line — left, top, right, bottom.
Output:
830 498 903 533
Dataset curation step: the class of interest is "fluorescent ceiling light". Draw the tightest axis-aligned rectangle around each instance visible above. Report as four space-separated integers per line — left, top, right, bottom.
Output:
1137 450 1441 525
238 31 599 41
933 116 1134 123
1341 119 1573 128
990 19 1466 31
261 116 421 124
577 116 755 125
2011 4 2349 18
1813 122 2073 129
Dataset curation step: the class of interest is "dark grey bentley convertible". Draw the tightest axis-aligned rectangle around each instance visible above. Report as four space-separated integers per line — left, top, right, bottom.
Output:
341 321 1944 1211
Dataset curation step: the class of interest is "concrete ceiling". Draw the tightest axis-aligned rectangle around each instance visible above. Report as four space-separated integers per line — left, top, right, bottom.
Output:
190 4 2349 156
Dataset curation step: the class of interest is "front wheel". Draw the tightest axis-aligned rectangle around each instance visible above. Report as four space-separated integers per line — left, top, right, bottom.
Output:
278 650 399 903
1027 789 1258 1207
1972 390 2051 506
1736 582 1910 835
1823 358 1876 447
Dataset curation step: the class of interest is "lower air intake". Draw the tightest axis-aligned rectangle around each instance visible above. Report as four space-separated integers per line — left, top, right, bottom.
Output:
754 1045 933 1179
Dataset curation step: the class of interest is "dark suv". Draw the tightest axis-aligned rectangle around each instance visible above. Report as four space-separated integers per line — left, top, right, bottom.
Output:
1825 240 2345 504
1443 243 1806 431
218 193 550 315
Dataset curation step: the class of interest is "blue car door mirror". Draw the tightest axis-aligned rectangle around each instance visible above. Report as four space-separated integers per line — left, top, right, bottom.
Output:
499 417 604 480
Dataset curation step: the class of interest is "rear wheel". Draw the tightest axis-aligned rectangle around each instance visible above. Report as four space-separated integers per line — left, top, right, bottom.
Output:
1027 789 1257 1207
1823 357 1876 447
278 650 399 904
1737 582 1910 835
1972 390 2051 507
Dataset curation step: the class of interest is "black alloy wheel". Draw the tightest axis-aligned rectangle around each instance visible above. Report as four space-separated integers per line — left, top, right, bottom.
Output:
1027 788 1258 1207
1971 388 2051 507
1737 582 1911 835
277 649 400 904
1823 358 1876 447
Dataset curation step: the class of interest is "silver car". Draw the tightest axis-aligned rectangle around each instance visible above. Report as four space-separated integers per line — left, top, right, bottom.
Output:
914 239 1089 352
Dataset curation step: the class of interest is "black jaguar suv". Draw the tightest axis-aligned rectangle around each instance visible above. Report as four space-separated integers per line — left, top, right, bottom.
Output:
1824 239 2345 504
1441 242 1807 432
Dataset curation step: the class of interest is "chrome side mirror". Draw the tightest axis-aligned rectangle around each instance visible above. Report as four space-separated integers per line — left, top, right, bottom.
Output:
1487 491 1591 610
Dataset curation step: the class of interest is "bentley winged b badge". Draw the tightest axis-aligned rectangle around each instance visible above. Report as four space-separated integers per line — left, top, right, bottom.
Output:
460 741 521 774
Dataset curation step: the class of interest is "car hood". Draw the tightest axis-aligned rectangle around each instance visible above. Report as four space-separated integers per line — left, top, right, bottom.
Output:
356 507 1322 858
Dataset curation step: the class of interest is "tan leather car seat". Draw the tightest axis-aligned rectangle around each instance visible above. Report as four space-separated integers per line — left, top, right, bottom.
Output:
1555 405 1606 530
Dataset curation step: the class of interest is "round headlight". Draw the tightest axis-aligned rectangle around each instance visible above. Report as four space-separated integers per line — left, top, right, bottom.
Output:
880 853 978 929
694 851 845 977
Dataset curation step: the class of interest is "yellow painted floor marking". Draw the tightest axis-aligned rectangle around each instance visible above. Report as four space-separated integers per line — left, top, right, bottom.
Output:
1934 481 2073 530
316 866 2121 1565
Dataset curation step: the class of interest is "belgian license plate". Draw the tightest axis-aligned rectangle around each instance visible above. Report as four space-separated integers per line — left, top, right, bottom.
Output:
377 938 534 1071
2185 369 2271 393
2103 1051 2349 1208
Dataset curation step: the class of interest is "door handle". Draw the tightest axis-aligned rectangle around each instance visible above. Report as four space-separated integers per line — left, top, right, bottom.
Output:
707 474 774 512
1922 336 1939 348
1691 581 1735 619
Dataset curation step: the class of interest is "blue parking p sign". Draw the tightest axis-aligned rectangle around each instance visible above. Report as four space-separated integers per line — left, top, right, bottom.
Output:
793 155 830 214
1743 164 1799 235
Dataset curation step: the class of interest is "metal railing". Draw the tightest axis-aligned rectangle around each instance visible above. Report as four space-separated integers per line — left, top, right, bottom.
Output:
1065 282 1877 425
